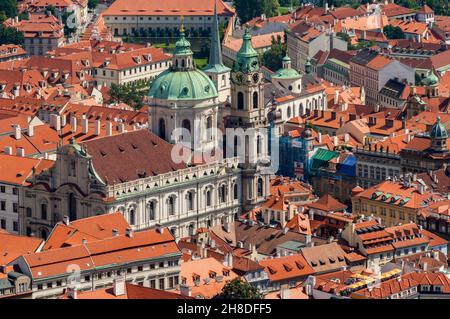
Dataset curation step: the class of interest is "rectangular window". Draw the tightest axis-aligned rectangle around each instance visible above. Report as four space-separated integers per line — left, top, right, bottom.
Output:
13 222 18 232
0 201 5 211
0 219 5 229
159 278 165 290
13 203 18 213
150 280 156 289
0 186 5 193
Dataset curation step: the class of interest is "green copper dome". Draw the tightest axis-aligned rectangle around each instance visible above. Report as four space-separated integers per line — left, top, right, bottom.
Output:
149 69 218 101
149 25 217 102
430 117 448 139
272 55 301 80
234 28 260 73
421 71 439 86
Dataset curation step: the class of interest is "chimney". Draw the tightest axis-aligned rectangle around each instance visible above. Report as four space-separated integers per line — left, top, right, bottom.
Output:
334 90 339 104
344 133 349 143
155 223 164 234
423 262 428 271
50 114 61 131
67 286 77 299
118 123 125 134
106 122 112 136
81 116 88 134
4 146 12 155
63 215 70 225
14 125 21 140
179 284 192 297
28 123 34 137
305 235 312 247
318 132 322 143
94 120 101 136
71 116 77 132
125 228 133 238
16 147 25 157
280 287 290 299
61 115 67 127
112 228 119 237
113 276 126 296
223 252 233 268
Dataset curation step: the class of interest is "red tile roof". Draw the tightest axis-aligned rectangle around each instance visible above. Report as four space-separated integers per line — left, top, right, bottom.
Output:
260 254 314 282
307 194 347 212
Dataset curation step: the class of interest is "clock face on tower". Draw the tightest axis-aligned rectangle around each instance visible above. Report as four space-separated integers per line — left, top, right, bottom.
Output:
232 72 244 84
252 72 260 84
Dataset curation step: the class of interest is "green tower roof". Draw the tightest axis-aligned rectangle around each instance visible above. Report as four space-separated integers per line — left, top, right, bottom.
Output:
173 24 193 56
421 71 439 87
272 55 301 80
430 116 448 139
234 28 259 73
203 0 230 74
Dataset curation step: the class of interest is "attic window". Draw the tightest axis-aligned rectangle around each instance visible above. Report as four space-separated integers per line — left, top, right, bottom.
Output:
337 256 344 262
131 144 138 150
319 259 326 265
118 146 125 152
267 266 277 274
283 263 292 272
329 257 336 263
295 261 304 270
100 150 107 157
311 261 318 267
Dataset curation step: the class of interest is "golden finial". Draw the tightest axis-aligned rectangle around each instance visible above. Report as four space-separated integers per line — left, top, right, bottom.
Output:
180 15 185 33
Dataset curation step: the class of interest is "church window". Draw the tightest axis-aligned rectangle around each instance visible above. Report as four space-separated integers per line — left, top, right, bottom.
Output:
253 92 258 109
237 92 244 110
206 189 212 207
257 178 264 197
167 196 175 216
159 118 166 140
182 119 191 134
129 209 136 225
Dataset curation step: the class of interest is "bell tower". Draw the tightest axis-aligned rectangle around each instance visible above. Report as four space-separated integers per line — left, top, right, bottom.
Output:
226 28 270 211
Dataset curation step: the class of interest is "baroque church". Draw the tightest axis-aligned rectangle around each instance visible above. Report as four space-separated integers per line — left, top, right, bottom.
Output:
21 7 272 239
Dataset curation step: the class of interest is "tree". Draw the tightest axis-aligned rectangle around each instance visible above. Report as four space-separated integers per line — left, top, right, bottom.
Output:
383 25 406 39
233 0 280 24
262 34 286 71
218 279 262 299
0 0 18 19
108 82 149 110
88 0 99 10
0 26 24 45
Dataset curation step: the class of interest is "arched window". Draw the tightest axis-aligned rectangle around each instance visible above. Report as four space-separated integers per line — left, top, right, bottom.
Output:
206 116 213 141
253 92 258 109
182 119 191 134
68 193 77 221
41 203 47 220
234 135 239 157
167 196 175 216
129 209 136 225
170 227 177 237
181 59 185 68
206 189 211 207
219 184 227 203
257 178 264 197
237 92 244 110
147 201 155 220
257 135 262 156
287 106 291 119
159 118 166 140
233 183 238 200
221 74 226 87
187 192 194 211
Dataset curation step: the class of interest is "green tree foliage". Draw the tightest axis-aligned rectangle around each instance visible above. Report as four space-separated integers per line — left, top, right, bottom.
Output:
383 25 406 39
0 0 18 19
233 0 280 23
218 279 263 299
262 34 286 71
88 0 99 10
0 26 24 45
278 0 300 7
108 81 150 110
